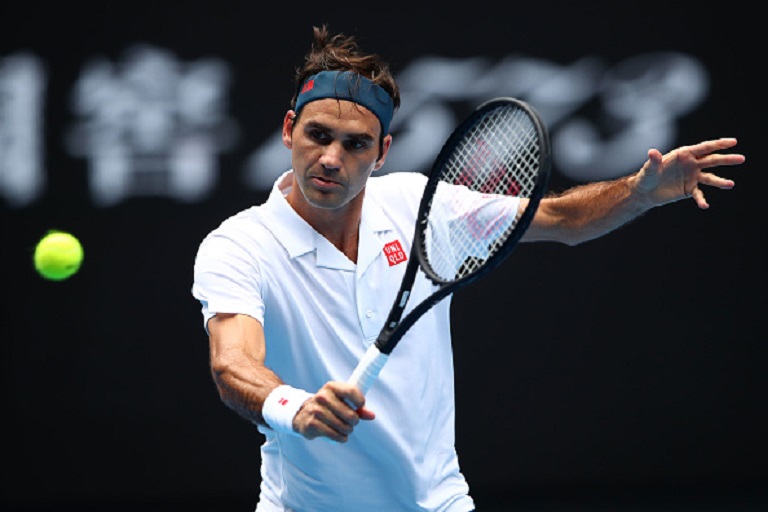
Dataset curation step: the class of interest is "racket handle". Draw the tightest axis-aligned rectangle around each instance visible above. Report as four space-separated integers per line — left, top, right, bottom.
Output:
347 344 389 396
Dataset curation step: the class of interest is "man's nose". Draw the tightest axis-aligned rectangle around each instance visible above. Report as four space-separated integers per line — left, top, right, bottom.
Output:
319 142 343 169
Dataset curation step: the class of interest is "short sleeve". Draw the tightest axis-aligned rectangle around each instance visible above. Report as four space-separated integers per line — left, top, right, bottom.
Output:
192 230 266 334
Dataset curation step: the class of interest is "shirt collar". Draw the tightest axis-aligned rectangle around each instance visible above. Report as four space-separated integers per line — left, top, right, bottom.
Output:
264 170 395 268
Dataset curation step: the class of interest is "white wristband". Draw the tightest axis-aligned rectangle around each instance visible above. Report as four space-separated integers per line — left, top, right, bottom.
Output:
262 384 313 437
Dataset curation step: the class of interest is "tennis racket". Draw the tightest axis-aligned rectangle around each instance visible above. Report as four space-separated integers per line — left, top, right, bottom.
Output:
348 97 551 395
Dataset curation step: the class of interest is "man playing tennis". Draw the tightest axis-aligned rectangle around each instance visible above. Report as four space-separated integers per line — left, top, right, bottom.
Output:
192 24 745 512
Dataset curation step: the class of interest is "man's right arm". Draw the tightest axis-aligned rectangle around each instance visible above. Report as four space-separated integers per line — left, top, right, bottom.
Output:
207 312 375 441
207 312 281 427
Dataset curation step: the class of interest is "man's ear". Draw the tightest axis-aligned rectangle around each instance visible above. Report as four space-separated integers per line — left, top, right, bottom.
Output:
282 111 296 149
374 134 393 171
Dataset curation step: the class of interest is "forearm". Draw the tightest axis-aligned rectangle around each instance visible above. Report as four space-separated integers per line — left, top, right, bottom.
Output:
526 173 653 246
210 348 282 427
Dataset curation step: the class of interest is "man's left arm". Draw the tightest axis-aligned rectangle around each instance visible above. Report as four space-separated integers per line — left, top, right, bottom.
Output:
522 137 745 246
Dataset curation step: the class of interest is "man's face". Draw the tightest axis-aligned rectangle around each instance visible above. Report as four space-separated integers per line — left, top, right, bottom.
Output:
282 98 391 213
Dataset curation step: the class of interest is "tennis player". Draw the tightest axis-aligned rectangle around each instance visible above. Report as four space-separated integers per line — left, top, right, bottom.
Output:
192 24 745 512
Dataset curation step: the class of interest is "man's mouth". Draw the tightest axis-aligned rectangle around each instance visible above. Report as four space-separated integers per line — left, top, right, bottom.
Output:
311 175 338 184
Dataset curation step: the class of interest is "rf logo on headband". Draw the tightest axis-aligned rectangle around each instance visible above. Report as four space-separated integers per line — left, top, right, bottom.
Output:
300 79 314 94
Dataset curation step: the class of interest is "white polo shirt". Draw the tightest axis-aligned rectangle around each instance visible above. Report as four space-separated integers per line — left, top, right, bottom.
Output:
193 170 484 512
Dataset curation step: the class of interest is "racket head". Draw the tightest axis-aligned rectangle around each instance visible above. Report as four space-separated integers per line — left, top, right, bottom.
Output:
415 97 551 287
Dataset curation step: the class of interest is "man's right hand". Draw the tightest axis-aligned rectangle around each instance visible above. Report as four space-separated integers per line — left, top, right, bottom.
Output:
293 381 376 442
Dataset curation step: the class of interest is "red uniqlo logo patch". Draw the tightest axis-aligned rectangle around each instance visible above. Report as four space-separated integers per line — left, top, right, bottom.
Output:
278 398 288 406
383 240 407 267
300 79 314 94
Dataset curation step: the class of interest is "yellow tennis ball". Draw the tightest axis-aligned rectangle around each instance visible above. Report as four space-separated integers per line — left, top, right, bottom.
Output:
33 230 84 281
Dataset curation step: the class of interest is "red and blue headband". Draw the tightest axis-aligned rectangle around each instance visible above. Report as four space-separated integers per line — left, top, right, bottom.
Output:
295 70 395 135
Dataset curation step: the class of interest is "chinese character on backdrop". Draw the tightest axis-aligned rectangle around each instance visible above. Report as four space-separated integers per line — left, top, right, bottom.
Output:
0 53 46 208
66 45 238 207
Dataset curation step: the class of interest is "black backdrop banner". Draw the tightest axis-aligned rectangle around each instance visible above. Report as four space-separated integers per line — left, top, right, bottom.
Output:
2 1 765 510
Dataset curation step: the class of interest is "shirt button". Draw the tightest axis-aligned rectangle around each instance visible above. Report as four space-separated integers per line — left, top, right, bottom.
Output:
365 310 373 318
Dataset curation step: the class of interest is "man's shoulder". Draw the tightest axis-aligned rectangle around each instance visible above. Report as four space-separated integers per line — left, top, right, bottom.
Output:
200 204 275 249
369 171 427 198
211 204 264 232
371 170 427 185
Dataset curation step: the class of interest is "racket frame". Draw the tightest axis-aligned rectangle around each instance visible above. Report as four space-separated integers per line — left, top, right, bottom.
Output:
374 97 551 355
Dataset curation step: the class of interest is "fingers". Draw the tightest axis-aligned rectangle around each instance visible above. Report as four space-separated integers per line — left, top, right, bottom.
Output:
293 382 372 443
647 147 664 164
356 406 376 421
639 137 745 209
642 148 664 177
686 170 736 210
685 138 745 170
690 186 708 210
686 139 743 207
688 137 739 158
698 171 735 190
697 153 746 170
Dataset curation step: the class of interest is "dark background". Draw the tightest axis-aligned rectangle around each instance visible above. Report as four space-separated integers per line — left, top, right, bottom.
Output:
2 1 765 510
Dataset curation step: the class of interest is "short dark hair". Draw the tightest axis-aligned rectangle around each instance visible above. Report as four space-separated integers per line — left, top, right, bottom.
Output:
290 25 400 114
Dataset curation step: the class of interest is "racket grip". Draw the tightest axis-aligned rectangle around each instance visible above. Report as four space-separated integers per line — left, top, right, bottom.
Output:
347 344 389 396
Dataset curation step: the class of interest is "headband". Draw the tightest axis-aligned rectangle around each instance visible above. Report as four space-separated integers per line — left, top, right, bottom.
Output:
294 70 395 135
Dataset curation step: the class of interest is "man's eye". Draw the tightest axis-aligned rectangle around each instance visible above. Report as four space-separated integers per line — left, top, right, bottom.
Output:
309 129 330 143
345 140 368 151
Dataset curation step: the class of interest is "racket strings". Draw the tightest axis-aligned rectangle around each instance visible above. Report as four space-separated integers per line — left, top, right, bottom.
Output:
424 105 542 282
